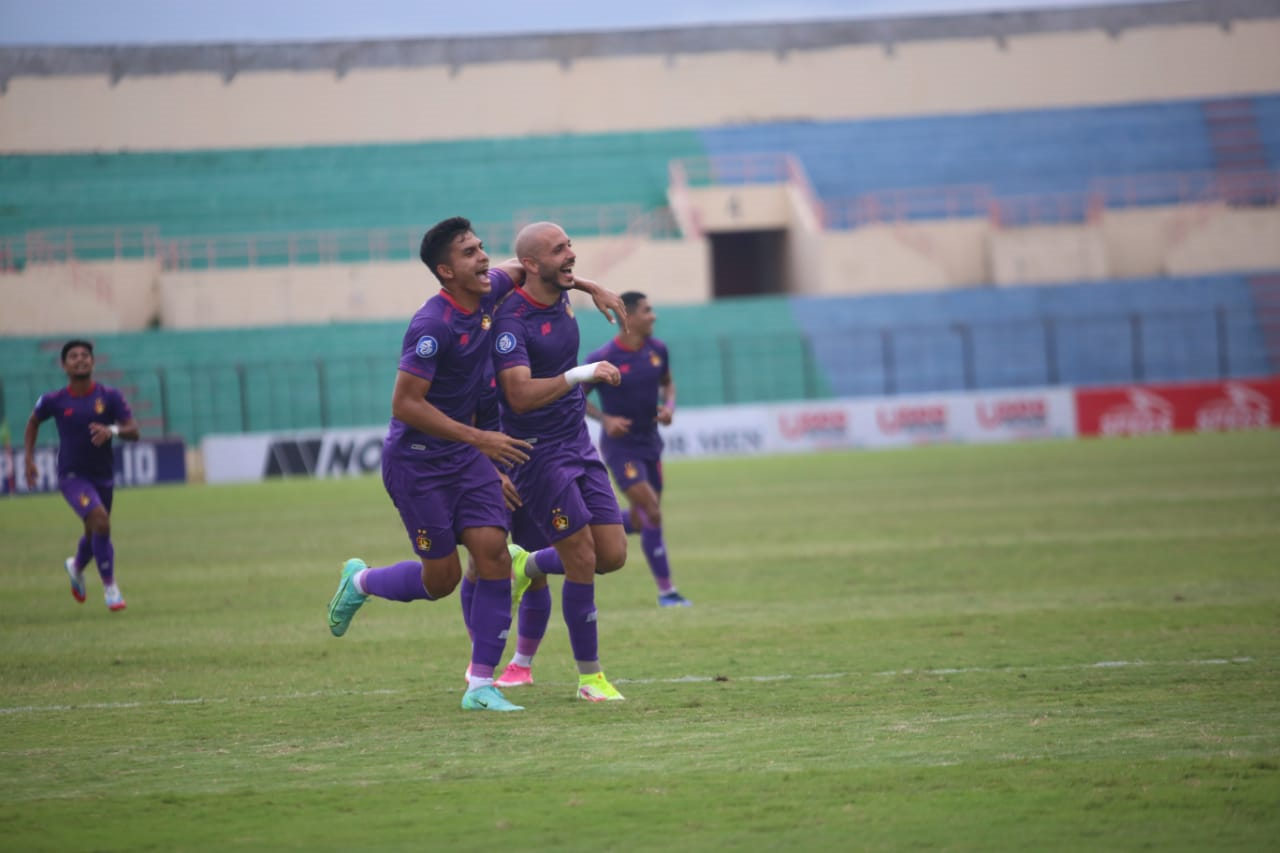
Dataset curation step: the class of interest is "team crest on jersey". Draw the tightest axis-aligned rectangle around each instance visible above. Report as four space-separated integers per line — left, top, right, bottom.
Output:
415 529 432 552
649 351 661 367
416 336 439 358
551 508 570 532
623 462 639 481
481 315 492 330
496 332 517 354
94 397 106 414
79 492 90 508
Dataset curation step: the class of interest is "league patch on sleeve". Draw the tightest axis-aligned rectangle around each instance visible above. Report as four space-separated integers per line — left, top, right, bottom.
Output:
495 331 517 354
416 336 439 358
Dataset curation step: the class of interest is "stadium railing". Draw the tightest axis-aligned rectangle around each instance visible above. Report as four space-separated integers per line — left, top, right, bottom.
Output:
5 305 1265 447
3 168 1275 272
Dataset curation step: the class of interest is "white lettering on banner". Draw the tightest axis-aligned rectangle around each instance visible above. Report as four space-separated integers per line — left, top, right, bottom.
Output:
115 443 157 487
0 448 58 492
1195 384 1271 432
1100 389 1174 436
778 410 848 441
696 430 764 454
875 405 947 435
976 398 1048 430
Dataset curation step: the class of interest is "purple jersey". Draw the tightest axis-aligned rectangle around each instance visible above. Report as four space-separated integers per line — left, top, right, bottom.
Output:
386 268 516 462
32 382 133 483
492 287 586 444
586 336 670 455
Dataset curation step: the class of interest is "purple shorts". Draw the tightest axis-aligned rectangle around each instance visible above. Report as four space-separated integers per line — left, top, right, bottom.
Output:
382 448 509 559
600 443 664 495
510 433 623 547
60 477 112 519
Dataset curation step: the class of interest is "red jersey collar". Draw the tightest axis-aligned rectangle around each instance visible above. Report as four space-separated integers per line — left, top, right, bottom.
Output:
438 288 477 315
66 381 97 398
514 286 557 309
612 335 645 353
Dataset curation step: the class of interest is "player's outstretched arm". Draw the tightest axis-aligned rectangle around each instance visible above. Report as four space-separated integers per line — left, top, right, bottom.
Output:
657 374 677 426
497 362 621 415
90 417 139 446
392 370 531 466
569 275 628 333
22 413 41 486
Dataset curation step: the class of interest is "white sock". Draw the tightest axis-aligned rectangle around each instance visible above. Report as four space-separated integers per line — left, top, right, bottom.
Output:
467 676 494 691
353 570 368 594
512 653 534 668
524 553 546 580
104 583 120 597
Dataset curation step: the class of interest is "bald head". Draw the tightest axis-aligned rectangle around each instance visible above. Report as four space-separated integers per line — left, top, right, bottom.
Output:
515 221 577 292
514 221 564 260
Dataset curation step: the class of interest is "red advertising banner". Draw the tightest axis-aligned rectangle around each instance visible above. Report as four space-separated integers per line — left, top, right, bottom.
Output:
1075 377 1280 437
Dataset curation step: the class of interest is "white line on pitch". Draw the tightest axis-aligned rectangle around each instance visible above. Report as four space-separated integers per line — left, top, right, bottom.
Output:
0 657 1256 716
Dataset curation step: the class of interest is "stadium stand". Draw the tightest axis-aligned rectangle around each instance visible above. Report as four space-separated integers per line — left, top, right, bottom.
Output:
1 272 1268 445
2 0 1278 451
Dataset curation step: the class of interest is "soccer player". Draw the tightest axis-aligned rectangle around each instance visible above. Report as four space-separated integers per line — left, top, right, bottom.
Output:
325 216 624 712
492 221 629 702
585 292 691 607
24 340 139 612
458 361 562 689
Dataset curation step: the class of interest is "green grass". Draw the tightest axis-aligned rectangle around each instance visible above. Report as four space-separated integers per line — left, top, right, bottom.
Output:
2 431 1279 851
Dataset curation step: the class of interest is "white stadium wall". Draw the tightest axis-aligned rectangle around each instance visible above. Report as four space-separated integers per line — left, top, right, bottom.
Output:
2 20 1279 152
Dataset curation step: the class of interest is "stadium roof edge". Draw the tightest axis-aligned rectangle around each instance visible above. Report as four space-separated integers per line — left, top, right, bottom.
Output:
0 0 1277 87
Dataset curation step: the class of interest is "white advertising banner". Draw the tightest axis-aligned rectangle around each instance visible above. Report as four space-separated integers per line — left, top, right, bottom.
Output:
202 388 1078 483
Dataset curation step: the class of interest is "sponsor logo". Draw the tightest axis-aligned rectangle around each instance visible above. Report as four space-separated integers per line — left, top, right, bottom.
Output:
495 332 517 354
875 405 947 435
415 335 438 358
263 436 384 478
778 409 848 440
976 398 1048 430
1195 383 1271 432
1099 390 1174 436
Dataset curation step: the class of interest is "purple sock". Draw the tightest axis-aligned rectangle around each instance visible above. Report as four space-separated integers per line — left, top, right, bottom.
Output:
360 560 433 602
622 513 636 535
641 526 674 593
470 577 513 676
91 533 114 585
460 575 477 641
562 580 598 664
74 535 93 571
531 547 565 575
517 585 552 657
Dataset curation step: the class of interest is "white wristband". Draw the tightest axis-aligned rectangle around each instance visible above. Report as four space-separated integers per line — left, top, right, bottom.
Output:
564 362 601 386
108 424 120 437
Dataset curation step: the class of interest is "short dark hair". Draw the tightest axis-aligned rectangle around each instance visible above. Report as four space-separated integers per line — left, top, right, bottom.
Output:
61 339 94 362
620 291 647 313
419 216 474 283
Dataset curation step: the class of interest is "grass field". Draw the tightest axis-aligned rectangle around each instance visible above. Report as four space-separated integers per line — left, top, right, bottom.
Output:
2 431 1279 851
